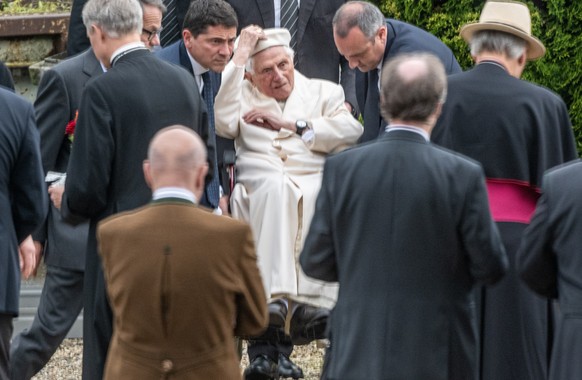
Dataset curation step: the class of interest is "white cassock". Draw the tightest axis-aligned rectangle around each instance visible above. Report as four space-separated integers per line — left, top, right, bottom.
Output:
215 62 362 309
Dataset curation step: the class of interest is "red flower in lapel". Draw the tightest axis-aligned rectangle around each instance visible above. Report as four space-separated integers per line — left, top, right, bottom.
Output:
65 110 78 143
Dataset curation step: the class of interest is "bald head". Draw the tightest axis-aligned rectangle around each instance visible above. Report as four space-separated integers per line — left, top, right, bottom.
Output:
144 126 208 197
380 53 447 127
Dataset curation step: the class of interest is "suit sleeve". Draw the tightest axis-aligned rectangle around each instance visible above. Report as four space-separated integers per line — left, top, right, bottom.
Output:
339 57 358 115
300 160 338 282
11 103 48 242
516 181 558 298
234 225 268 337
459 165 508 285
62 83 113 221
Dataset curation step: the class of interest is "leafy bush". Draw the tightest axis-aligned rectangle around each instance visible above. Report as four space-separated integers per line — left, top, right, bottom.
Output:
371 0 582 154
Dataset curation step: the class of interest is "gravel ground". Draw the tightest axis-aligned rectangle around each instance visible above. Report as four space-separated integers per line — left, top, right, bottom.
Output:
31 339 325 379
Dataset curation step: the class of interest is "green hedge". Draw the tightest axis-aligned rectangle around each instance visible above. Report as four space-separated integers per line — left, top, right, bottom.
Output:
371 0 582 154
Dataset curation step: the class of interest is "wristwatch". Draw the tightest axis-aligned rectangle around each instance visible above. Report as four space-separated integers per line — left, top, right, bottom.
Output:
295 120 308 136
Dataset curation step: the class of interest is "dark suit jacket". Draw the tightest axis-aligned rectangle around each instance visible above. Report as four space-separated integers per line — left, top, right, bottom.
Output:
97 199 267 379
517 159 582 380
433 62 577 188
300 130 507 380
357 19 462 142
156 41 228 198
34 48 102 271
0 61 14 90
61 48 208 380
226 0 357 111
432 61 577 380
0 87 47 315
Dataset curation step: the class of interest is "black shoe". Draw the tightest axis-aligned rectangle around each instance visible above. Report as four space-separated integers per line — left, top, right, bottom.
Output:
269 299 287 328
278 353 304 379
290 304 329 345
244 354 278 380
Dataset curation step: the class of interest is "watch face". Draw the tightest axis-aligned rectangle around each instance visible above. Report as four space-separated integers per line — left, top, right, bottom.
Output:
296 120 308 128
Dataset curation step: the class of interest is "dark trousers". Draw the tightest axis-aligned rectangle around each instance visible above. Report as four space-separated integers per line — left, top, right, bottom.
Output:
0 314 13 380
10 265 84 380
82 245 112 380
247 335 293 363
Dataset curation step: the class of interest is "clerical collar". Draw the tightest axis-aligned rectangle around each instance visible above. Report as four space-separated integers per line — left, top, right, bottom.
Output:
152 187 198 204
478 60 508 72
110 42 147 66
385 124 430 141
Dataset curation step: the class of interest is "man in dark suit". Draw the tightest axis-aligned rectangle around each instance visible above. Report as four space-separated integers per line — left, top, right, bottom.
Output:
300 52 508 380
60 0 208 378
67 0 166 55
431 2 578 379
333 1 461 142
98 126 267 379
157 0 237 213
517 159 582 380
226 0 358 117
0 87 47 380
9 48 102 380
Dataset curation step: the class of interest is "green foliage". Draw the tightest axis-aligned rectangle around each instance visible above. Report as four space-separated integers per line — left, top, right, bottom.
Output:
370 0 582 155
0 0 70 14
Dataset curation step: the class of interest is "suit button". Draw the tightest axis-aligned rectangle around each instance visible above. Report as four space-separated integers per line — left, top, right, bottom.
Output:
161 359 173 373
272 140 281 148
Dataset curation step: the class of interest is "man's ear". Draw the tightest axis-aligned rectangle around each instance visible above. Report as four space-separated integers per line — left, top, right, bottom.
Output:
143 160 153 189
244 71 253 83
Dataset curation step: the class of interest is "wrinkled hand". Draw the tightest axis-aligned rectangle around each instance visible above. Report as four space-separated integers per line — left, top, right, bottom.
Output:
48 184 64 209
19 236 37 280
243 109 294 132
232 25 266 66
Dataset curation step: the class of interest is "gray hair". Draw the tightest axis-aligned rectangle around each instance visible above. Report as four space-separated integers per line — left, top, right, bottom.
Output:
245 46 295 74
469 30 527 60
333 1 385 40
139 0 166 14
380 53 447 123
83 0 143 39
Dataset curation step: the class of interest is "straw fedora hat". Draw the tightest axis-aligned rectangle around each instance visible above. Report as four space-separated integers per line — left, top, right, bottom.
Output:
460 1 546 60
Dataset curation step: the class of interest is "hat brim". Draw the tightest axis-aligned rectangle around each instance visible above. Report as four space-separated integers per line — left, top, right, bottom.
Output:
460 22 546 60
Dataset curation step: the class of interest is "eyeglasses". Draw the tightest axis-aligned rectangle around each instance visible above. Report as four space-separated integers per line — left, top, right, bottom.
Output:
142 27 163 42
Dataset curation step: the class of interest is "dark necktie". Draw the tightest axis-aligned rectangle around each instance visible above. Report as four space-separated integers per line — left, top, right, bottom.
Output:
363 68 382 141
160 0 180 47
202 72 220 208
280 0 299 50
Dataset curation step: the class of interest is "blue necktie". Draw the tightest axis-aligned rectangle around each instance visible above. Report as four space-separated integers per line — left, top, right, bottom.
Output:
202 72 220 208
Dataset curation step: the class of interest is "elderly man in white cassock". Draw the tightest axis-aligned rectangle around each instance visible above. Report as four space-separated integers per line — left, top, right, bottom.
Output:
215 26 362 380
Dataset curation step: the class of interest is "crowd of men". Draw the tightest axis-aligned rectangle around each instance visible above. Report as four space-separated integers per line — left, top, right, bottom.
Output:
1 0 580 379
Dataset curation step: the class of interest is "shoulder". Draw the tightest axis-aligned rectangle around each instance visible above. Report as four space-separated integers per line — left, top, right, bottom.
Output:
545 159 582 182
155 41 181 62
296 71 342 94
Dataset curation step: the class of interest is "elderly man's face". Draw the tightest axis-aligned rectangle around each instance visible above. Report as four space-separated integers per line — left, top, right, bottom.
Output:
249 46 294 101
140 4 163 50
184 25 237 73
334 25 387 72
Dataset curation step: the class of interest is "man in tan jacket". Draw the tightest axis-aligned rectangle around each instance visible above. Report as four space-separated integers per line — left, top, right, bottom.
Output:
97 126 267 379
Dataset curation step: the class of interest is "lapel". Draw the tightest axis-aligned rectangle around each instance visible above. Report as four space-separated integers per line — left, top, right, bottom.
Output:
297 0 316 46
178 41 194 76
256 0 275 28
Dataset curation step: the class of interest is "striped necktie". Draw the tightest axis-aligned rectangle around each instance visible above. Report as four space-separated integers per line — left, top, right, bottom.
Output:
160 0 180 47
280 0 299 50
202 72 220 208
